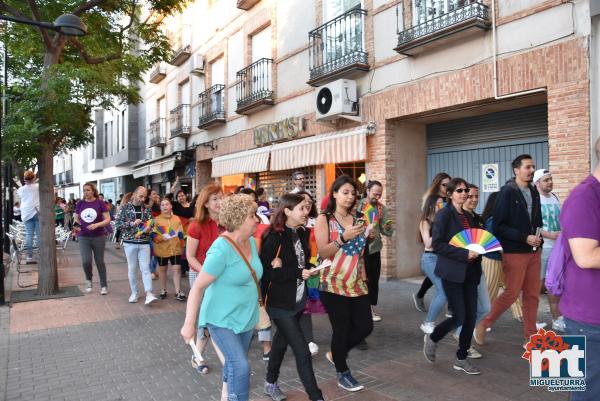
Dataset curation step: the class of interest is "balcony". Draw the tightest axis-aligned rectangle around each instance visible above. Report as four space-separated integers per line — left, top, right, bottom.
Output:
148 118 167 147
168 26 192 66
308 8 369 87
198 84 226 129
395 1 491 56
149 63 166 84
237 0 260 10
236 58 274 114
170 104 191 138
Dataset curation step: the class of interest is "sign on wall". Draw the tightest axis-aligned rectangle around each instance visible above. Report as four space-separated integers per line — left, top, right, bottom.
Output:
100 182 116 203
253 117 304 146
482 163 499 193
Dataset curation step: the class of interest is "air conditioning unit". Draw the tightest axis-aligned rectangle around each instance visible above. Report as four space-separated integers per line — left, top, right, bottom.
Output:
172 137 186 152
190 54 205 76
315 79 358 121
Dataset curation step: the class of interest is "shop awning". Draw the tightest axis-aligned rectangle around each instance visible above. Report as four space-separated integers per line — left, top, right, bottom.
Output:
132 157 175 179
269 125 369 171
211 146 272 177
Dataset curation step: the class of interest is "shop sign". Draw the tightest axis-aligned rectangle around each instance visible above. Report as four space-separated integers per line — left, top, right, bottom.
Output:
482 163 499 193
253 117 304 146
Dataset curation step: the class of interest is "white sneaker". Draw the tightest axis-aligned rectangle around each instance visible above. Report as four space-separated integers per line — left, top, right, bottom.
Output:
552 316 566 332
128 293 138 303
420 321 435 334
85 280 92 293
467 347 483 359
100 287 108 295
536 322 547 330
145 292 158 306
308 342 319 356
372 311 382 322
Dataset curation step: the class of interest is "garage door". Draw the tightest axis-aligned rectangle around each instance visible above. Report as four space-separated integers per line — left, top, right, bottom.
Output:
427 105 549 213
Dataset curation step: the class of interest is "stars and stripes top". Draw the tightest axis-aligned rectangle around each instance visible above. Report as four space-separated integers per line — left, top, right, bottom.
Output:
319 215 369 297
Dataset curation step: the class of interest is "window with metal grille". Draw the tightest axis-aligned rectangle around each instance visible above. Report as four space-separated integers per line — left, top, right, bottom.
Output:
257 167 317 208
335 161 366 195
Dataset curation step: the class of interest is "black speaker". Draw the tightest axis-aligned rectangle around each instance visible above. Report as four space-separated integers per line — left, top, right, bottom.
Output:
316 87 333 115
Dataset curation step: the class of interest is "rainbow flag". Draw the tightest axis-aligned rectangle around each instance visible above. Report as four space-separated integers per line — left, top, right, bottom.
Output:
361 202 379 226
155 225 177 238
135 219 154 238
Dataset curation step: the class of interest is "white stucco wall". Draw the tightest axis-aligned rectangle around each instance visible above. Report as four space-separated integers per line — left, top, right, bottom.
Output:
276 49 310 98
373 6 402 62
276 0 316 56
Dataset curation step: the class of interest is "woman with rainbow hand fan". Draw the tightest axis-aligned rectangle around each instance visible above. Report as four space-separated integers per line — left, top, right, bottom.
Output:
423 178 482 375
152 198 186 302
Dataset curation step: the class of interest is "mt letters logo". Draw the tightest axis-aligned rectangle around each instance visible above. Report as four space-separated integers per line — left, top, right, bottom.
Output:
522 328 586 392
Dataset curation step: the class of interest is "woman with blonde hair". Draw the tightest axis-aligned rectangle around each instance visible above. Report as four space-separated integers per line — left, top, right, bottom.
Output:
181 194 262 401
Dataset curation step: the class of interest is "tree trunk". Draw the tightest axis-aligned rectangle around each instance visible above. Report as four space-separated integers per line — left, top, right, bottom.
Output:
36 49 61 296
37 141 58 296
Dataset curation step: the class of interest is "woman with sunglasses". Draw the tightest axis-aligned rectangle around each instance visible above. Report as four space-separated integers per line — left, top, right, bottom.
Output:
453 184 490 359
413 173 451 312
423 178 482 375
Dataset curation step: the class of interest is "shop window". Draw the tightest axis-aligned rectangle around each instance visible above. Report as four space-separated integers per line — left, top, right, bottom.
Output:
258 168 316 208
221 174 245 195
335 161 366 195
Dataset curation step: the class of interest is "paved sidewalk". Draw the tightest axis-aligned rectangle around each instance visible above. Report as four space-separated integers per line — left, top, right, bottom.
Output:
1 241 568 401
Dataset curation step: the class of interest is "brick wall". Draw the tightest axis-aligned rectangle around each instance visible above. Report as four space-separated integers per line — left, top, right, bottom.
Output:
362 37 590 278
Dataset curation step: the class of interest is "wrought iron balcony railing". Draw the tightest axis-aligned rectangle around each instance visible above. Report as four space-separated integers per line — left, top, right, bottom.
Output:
308 7 369 86
236 58 274 114
169 26 192 66
148 118 167 147
396 1 490 55
149 63 166 83
198 84 226 129
169 104 191 137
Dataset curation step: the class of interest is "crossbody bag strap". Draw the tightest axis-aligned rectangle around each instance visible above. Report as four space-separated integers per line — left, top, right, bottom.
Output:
221 235 264 306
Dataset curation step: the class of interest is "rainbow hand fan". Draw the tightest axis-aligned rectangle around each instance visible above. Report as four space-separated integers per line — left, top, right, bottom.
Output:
449 228 502 254
361 202 379 225
155 225 177 239
135 219 154 238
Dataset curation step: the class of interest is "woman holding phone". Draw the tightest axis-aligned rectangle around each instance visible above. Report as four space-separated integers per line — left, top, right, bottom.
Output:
260 193 324 401
315 175 372 392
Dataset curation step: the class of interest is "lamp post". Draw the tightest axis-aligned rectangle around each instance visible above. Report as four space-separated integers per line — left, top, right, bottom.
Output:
0 13 87 305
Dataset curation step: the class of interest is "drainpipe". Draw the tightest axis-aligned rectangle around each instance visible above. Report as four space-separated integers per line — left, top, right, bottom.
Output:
491 0 547 99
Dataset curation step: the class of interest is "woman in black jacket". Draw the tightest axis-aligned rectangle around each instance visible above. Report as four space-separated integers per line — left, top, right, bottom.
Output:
423 178 483 375
260 194 324 401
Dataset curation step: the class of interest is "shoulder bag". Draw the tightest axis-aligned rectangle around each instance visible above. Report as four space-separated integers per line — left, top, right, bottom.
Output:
221 235 271 330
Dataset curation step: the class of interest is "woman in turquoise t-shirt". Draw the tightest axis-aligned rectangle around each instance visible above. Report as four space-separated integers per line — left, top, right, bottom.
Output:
181 194 262 401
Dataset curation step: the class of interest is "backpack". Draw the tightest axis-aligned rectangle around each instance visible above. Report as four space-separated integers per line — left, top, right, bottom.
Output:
545 233 570 296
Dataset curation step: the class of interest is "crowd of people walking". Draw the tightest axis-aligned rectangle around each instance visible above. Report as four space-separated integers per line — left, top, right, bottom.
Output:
13 140 599 401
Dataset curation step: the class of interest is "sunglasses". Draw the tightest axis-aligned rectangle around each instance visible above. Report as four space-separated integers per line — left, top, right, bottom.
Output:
454 188 470 194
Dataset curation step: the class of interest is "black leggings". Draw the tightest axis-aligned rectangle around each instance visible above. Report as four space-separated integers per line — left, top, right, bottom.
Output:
320 292 373 373
430 269 480 360
267 311 323 401
364 250 382 306
417 276 433 298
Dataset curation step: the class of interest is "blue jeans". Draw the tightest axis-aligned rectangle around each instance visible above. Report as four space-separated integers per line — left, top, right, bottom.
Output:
24 213 41 258
456 271 491 337
123 243 152 295
565 318 600 401
207 324 253 401
421 252 446 323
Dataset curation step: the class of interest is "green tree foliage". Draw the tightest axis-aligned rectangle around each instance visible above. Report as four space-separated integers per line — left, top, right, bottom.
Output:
0 0 188 294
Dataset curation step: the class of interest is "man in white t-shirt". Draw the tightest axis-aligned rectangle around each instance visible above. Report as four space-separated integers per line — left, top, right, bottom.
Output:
16 171 40 262
290 171 312 196
533 168 564 331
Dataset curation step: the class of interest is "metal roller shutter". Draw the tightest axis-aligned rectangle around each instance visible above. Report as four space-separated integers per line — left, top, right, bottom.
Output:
426 105 549 213
258 167 317 208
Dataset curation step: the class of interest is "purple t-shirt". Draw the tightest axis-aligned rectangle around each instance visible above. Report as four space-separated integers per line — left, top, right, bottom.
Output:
559 175 600 325
75 198 109 237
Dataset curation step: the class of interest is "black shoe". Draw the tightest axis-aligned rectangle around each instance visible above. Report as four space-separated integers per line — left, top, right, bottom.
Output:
356 340 368 351
159 290 167 299
175 292 187 302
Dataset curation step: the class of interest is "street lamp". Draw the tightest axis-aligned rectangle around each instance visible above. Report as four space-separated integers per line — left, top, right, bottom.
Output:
0 13 87 36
